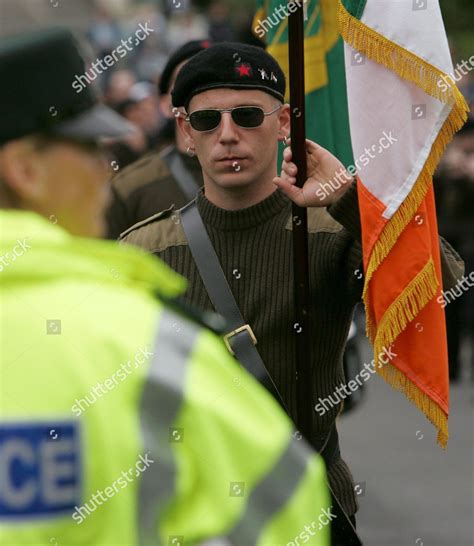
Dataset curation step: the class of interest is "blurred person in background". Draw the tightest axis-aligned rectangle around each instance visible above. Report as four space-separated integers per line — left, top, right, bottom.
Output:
87 4 122 62
167 10 209 51
103 129 149 172
208 1 235 42
164 0 192 18
235 12 266 48
86 3 123 92
106 40 211 239
104 69 137 107
102 71 149 169
0 27 332 546
434 116 474 380
115 81 162 151
127 3 169 82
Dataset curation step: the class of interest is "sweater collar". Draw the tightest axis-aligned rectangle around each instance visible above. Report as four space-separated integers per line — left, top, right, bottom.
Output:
196 187 290 230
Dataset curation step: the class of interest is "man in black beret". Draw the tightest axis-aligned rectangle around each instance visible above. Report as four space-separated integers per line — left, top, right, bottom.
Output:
106 39 212 239
120 41 464 544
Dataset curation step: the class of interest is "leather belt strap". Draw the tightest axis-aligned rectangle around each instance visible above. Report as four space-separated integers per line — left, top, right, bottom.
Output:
180 199 283 405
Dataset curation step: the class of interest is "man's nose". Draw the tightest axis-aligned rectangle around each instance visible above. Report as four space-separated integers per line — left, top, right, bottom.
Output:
218 112 239 143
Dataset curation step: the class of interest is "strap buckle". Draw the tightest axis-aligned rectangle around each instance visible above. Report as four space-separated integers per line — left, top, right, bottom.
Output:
223 324 257 356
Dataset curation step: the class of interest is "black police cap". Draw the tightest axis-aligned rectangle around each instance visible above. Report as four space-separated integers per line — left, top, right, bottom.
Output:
0 28 132 146
171 42 286 110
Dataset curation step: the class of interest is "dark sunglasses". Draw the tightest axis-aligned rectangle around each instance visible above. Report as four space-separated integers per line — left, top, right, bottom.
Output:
185 104 282 132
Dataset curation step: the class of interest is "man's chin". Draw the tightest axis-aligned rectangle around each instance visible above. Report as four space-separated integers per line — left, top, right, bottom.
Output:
212 172 255 190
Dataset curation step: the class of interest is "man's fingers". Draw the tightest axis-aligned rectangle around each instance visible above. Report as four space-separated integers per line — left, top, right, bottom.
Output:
281 155 298 174
272 176 305 206
274 174 296 185
284 139 323 174
305 138 324 156
285 139 322 163
283 146 292 161
273 176 305 207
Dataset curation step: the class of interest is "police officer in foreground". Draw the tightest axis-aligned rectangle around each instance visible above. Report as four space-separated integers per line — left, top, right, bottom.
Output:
0 30 331 545
106 40 212 240
120 42 464 543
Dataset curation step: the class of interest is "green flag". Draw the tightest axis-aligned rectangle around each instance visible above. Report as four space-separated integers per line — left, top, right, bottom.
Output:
253 0 354 167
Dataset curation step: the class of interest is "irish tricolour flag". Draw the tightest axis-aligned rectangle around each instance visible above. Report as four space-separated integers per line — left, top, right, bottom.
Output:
254 0 469 446
338 0 468 447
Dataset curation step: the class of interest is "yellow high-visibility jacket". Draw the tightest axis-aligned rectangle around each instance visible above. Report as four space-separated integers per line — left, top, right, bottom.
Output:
0 210 330 545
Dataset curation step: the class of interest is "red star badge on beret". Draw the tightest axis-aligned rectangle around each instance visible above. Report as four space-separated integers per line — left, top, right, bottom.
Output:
235 63 252 77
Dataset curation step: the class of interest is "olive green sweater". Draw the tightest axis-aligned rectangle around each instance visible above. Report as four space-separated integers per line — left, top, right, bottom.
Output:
121 182 464 516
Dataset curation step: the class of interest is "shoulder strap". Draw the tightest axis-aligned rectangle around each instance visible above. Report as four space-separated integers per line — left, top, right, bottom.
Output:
161 147 200 201
180 199 284 407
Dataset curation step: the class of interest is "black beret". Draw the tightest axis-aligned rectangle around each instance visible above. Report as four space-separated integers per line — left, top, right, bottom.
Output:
0 28 131 145
171 42 285 110
158 39 212 96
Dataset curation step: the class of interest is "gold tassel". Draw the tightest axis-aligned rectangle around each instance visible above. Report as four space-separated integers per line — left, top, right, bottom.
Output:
373 258 438 357
376 359 449 448
338 1 469 111
372 262 448 448
370 253 446 446
363 259 448 447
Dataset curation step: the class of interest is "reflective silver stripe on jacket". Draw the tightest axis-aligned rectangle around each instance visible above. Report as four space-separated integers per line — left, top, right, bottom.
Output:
138 309 200 545
227 437 312 545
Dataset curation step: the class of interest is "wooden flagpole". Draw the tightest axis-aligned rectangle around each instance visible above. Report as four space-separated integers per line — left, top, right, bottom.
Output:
287 2 362 543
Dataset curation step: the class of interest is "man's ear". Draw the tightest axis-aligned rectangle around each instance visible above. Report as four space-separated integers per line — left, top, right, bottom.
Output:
0 138 45 201
176 114 195 150
277 103 291 143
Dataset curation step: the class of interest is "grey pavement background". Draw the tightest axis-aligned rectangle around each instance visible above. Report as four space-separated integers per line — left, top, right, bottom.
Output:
338 337 473 546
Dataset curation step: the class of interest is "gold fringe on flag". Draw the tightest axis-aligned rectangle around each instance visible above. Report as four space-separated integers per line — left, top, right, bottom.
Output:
377 354 449 448
338 1 468 446
372 258 449 447
374 258 438 353
338 1 468 106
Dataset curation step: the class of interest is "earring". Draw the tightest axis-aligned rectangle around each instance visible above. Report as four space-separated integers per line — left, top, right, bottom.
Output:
283 135 290 147
186 146 195 157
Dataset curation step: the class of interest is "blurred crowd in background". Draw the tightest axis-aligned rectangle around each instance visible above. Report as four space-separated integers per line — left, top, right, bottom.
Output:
79 1 263 165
